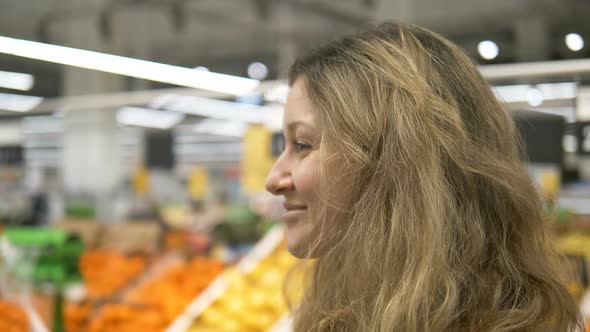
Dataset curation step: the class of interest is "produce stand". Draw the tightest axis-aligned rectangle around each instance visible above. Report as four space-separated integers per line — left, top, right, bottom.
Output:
166 225 290 332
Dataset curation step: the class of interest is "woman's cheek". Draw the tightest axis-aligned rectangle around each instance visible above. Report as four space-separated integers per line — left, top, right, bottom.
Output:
294 156 321 199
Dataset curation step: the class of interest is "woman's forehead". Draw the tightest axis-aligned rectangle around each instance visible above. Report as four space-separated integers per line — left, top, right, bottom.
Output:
284 80 318 132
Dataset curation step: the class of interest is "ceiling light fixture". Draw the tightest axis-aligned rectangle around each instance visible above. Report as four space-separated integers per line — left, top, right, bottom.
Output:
0 70 34 91
0 36 259 95
193 119 247 137
247 62 268 80
565 33 584 52
478 40 499 60
117 107 185 129
160 94 283 126
526 87 544 107
0 92 43 112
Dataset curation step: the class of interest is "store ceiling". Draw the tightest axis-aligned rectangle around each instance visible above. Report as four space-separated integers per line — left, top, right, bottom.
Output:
0 0 589 104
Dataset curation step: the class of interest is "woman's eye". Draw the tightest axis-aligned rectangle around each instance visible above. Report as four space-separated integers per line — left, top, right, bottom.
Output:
294 141 312 153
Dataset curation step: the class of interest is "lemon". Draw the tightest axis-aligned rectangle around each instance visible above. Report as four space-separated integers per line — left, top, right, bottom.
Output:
247 289 268 310
200 307 223 326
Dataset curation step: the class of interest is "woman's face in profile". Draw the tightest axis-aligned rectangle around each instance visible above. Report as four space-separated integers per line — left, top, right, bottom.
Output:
265 78 327 258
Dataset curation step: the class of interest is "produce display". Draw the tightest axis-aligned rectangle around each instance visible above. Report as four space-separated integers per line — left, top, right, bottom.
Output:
0 300 29 332
187 246 298 332
557 232 590 258
127 257 224 323
2 208 280 332
65 302 93 332
67 256 224 332
86 303 167 332
79 250 146 299
555 232 590 300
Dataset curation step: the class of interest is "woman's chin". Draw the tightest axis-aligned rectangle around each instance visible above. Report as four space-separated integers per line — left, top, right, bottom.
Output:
285 221 316 258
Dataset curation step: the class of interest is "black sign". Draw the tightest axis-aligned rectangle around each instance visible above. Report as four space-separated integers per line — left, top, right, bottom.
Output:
146 131 175 169
0 146 23 166
271 132 284 158
512 111 565 166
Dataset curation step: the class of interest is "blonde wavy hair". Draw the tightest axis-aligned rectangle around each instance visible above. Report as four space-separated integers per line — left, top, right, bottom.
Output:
286 22 580 331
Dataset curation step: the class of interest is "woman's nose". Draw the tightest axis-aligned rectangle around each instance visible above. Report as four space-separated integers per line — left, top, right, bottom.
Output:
265 159 294 195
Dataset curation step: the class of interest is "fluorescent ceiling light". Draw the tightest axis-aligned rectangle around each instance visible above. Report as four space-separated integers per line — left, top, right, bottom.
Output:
161 94 283 125
0 70 34 91
117 107 185 129
193 118 247 137
0 36 260 95
0 92 43 112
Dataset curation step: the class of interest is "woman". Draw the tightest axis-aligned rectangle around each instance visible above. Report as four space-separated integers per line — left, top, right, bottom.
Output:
265 22 580 331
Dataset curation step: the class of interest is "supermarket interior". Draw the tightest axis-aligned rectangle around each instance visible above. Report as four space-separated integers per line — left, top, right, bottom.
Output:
1 0 590 331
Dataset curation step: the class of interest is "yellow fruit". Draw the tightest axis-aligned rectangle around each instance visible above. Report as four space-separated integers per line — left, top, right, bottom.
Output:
241 313 265 330
268 292 287 314
218 319 241 332
247 268 263 281
186 326 210 332
200 308 223 327
247 290 268 310
188 326 220 332
276 251 295 268
224 297 246 316
257 310 277 330
261 269 283 287
190 247 298 331
228 276 248 294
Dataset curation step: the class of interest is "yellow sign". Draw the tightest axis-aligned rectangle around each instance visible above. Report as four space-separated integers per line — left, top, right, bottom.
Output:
189 167 209 200
133 167 149 195
540 169 560 200
242 125 275 193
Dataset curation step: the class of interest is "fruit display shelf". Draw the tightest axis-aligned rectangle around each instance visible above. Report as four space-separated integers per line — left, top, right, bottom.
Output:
0 296 52 332
64 251 224 332
165 225 293 332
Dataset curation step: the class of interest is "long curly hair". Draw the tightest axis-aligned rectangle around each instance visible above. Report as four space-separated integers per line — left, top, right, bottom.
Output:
286 22 580 331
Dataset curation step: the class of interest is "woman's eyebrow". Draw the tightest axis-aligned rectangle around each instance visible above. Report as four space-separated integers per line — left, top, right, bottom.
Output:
286 121 315 132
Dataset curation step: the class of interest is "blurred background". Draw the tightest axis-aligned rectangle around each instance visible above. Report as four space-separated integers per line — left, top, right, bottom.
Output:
1 1 590 332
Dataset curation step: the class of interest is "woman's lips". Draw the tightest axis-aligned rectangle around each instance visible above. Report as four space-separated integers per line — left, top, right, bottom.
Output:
283 202 307 211
281 203 308 223
281 209 308 223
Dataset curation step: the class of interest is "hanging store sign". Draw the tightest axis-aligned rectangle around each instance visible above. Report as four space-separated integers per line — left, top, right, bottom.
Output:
0 145 23 166
242 125 275 194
